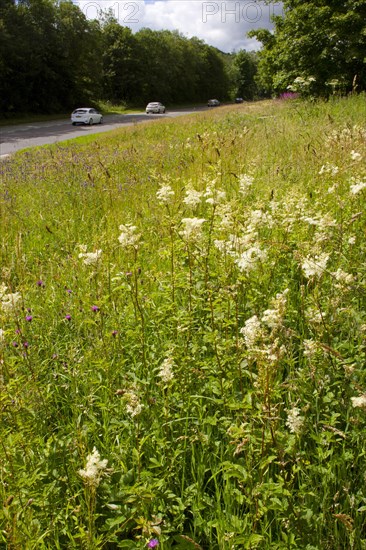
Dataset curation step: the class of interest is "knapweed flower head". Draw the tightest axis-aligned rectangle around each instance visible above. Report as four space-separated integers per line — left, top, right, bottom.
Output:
301 252 329 279
78 249 102 266
91 305 99 312
179 217 206 240
118 223 141 248
156 184 174 204
147 540 159 548
286 407 304 434
351 394 366 410
26 315 33 322
158 357 175 383
36 280 45 287
79 447 108 487
65 314 71 321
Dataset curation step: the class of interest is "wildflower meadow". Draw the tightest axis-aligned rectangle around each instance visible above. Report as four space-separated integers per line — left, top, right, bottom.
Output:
1 96 366 549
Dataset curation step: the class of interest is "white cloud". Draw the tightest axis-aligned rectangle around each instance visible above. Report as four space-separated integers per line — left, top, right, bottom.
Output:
76 0 283 52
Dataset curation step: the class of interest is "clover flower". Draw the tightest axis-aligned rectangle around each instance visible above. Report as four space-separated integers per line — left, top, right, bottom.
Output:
286 407 304 434
79 447 108 487
118 223 141 248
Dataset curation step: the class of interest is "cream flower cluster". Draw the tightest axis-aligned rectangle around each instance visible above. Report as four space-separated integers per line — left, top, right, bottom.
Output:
79 447 108 487
0 283 21 312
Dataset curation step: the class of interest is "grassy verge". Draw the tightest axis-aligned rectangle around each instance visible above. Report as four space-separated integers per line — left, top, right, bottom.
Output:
1 95 366 549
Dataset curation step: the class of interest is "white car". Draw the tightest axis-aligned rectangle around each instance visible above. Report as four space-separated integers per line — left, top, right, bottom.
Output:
146 102 166 114
207 99 220 107
71 108 103 125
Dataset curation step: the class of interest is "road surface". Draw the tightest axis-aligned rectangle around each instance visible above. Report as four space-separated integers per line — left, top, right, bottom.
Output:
0 109 203 157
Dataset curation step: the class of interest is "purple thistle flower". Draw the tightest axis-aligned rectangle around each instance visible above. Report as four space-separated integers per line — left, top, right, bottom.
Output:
12 341 19 347
91 305 99 312
65 315 71 321
26 315 33 322
111 330 118 337
37 280 44 287
66 289 72 294
15 329 21 335
23 341 29 348
147 540 159 549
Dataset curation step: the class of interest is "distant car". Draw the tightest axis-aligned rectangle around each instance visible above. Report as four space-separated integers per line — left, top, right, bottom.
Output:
235 97 244 103
71 108 103 125
146 102 166 114
208 99 220 107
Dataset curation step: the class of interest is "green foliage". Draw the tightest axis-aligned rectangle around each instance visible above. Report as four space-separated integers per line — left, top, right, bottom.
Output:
250 0 366 96
0 2 231 116
1 96 366 548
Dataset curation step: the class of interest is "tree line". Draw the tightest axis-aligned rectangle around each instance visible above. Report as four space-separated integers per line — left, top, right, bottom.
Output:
250 0 366 97
0 0 260 116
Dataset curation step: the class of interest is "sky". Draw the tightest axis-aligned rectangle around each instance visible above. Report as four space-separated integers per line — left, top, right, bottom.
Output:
75 0 284 53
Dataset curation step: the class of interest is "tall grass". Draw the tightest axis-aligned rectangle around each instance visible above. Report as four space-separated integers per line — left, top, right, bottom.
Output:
1 96 366 549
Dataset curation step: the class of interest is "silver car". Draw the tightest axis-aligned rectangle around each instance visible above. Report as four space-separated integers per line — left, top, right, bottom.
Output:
146 102 166 114
71 108 103 125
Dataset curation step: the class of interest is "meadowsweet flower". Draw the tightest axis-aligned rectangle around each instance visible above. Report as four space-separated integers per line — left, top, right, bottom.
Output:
183 185 202 207
236 245 267 274
286 407 304 434
350 150 362 161
318 163 339 176
350 178 366 195
239 174 254 195
78 249 102 266
351 395 366 410
158 357 174 383
240 315 262 349
332 268 354 286
348 236 356 245
125 392 143 417
303 339 318 359
156 184 174 204
1 291 22 312
204 184 226 205
118 224 141 248
301 253 329 278
180 217 206 240
79 447 108 487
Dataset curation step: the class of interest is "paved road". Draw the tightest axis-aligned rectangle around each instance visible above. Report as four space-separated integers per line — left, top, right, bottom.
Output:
0 109 203 156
